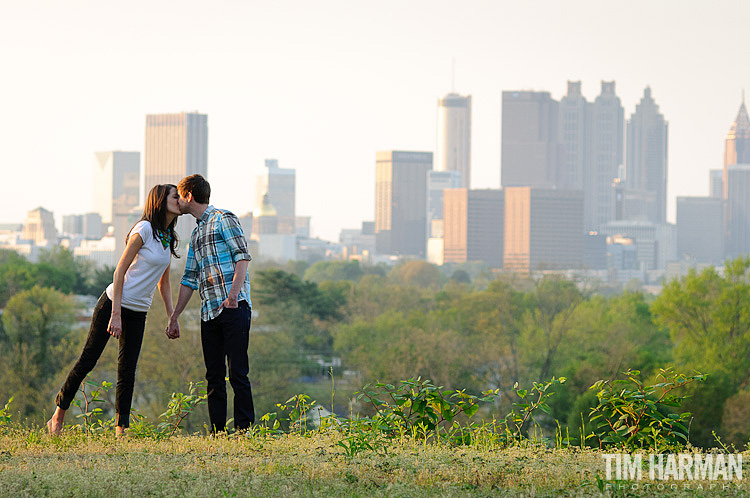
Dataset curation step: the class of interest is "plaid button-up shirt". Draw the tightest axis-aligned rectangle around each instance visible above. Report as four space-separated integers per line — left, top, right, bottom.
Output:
181 205 252 321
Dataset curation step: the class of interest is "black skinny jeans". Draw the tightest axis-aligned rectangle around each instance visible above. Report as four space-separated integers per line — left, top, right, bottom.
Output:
55 292 147 428
201 300 255 432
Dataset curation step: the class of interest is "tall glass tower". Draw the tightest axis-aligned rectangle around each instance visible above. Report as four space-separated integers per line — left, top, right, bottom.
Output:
436 93 471 189
144 112 208 244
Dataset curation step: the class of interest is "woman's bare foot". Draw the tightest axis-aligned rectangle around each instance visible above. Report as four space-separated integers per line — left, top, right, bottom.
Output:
46 418 63 436
47 407 65 436
115 426 128 438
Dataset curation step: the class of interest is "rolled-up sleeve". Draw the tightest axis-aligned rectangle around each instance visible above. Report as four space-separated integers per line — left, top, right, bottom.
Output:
180 244 200 290
220 213 252 263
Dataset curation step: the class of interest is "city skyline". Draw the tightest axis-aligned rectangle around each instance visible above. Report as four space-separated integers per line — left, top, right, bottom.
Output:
2 1 750 241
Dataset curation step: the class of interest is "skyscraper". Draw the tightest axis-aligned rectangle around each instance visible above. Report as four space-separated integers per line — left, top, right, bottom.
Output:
22 207 57 245
676 196 723 264
501 91 561 189
726 164 750 259
723 99 750 199
559 81 589 190
503 187 584 273
436 93 471 188
443 188 504 268
625 87 668 224
375 151 433 256
710 169 723 199
586 81 624 231
427 170 462 238
255 159 296 234
144 112 208 243
93 151 140 224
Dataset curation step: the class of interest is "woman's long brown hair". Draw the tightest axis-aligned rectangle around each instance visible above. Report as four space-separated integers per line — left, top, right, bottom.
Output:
126 184 180 257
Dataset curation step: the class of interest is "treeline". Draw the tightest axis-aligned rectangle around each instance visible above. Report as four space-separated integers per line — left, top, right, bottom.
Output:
1 248 749 447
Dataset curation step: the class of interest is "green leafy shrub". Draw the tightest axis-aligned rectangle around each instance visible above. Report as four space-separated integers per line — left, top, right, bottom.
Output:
158 381 207 436
0 397 13 430
501 376 567 445
72 380 114 434
356 377 498 440
588 368 706 450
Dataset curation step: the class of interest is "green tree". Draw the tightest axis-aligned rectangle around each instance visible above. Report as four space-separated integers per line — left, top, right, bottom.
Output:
303 260 363 284
254 269 345 351
652 258 750 446
0 249 37 306
85 265 115 296
551 292 671 439
0 286 81 418
388 261 444 290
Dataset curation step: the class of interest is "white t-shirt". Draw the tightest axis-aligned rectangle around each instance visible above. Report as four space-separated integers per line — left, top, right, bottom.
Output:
106 220 172 312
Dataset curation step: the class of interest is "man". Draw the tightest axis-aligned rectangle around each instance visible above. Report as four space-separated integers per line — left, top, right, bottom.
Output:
167 174 255 432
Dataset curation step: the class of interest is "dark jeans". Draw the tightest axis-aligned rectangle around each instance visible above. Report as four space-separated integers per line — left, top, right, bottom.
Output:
201 300 255 432
55 292 147 428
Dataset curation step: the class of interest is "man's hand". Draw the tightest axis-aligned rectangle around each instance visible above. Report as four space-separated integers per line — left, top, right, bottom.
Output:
108 314 122 338
166 316 181 339
219 294 239 310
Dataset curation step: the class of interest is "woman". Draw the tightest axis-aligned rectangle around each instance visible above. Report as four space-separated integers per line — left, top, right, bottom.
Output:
47 184 181 437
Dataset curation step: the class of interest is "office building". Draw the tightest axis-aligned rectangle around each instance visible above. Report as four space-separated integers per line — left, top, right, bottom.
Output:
625 87 668 224
443 189 504 268
503 188 583 273
62 213 104 240
295 216 311 238
256 159 296 234
726 165 750 259
586 81 623 231
600 220 676 271
144 112 208 243
436 93 471 188
427 170 462 238
559 81 589 190
22 207 57 246
375 151 433 256
93 151 140 224
501 91 561 189
251 193 297 263
676 196 723 264
710 169 723 199
558 81 623 232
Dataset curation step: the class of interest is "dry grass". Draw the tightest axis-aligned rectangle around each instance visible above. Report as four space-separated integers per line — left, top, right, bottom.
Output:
0 429 747 497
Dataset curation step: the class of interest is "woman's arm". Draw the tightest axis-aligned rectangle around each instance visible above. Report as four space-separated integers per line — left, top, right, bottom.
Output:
158 263 174 318
108 233 144 338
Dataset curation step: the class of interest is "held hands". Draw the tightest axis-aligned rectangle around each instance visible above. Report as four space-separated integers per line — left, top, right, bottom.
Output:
108 314 122 338
165 315 180 339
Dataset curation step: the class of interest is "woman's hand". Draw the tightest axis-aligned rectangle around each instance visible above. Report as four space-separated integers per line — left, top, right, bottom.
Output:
165 316 180 339
108 313 123 338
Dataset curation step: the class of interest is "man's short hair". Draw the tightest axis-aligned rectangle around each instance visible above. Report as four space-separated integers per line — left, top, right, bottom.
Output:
178 174 211 204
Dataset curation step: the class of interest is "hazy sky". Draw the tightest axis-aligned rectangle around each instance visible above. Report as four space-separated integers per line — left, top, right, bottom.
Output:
2 1 749 241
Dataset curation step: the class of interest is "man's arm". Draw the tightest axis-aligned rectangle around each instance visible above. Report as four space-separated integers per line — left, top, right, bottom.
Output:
218 212 252 310
220 259 249 309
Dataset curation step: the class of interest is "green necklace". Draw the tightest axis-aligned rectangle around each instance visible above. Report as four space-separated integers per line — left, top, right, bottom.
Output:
156 230 171 249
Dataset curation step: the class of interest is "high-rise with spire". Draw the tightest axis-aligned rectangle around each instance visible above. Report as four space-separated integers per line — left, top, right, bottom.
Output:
625 87 668 224
723 95 750 200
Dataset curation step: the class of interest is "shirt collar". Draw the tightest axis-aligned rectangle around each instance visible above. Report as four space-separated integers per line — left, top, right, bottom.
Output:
197 205 215 225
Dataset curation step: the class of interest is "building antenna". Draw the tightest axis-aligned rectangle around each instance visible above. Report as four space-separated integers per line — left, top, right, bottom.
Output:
451 57 456 93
